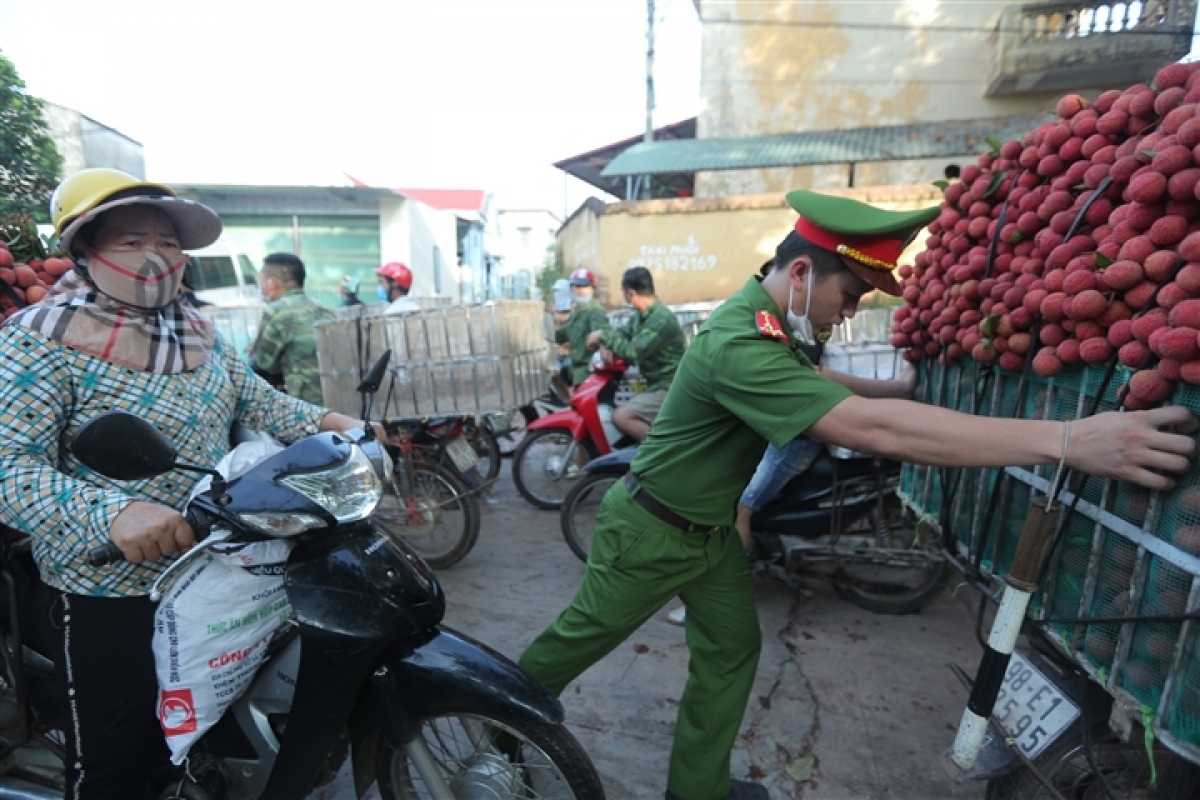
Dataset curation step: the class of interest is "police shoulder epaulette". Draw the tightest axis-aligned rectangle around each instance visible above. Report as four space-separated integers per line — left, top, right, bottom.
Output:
755 310 788 343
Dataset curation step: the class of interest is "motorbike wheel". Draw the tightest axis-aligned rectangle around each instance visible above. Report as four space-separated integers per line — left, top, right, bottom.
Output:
376 712 605 800
831 499 951 615
512 429 593 511
468 428 502 483
374 462 481 570
560 473 620 563
985 722 1186 799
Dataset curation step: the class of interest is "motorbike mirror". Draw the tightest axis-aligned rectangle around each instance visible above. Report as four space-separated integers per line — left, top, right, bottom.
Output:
70 411 179 481
357 349 392 395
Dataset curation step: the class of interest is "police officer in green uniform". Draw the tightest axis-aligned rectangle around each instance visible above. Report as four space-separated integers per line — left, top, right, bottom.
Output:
586 266 685 441
555 268 611 387
518 190 1199 800
250 252 335 406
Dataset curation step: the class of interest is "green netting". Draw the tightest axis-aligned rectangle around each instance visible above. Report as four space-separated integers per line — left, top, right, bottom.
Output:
1156 387 1200 551
900 463 920 501
1121 558 1192 709
1079 533 1137 672
1166 632 1200 750
1045 514 1096 637
901 355 1200 749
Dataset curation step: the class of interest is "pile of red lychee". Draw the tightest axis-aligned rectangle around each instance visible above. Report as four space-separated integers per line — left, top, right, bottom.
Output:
891 62 1200 409
0 240 71 320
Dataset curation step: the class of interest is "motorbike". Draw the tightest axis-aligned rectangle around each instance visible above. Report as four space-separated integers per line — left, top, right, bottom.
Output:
559 444 950 615
374 414 486 570
962 620 1200 799
511 353 634 511
0 353 605 800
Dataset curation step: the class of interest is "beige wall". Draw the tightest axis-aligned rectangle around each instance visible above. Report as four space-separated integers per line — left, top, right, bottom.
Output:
695 156 970 198
558 185 941 306
695 1 1108 196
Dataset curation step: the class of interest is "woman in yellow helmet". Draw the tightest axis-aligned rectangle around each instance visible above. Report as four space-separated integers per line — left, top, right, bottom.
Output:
0 168 370 798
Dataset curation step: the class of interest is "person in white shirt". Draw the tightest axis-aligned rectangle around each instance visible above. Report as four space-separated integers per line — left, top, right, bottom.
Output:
376 262 419 314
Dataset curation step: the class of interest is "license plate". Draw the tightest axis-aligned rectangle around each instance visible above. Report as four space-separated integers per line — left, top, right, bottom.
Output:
446 436 478 472
993 652 1080 759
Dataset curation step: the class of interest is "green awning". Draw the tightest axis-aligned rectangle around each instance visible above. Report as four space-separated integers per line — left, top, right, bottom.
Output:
600 114 1052 177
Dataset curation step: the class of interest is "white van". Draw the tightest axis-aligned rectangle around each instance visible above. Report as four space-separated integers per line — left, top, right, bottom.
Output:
187 239 261 308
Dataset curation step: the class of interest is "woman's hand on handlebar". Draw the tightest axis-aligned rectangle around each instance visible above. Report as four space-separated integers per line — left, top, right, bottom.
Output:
320 411 385 441
109 501 195 564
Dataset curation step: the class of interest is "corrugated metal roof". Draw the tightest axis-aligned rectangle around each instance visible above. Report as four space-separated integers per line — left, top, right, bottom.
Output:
601 114 1052 177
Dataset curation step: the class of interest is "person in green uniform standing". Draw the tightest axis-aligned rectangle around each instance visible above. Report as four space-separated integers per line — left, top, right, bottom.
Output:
555 268 610 387
518 190 1198 800
250 252 335 405
586 266 685 441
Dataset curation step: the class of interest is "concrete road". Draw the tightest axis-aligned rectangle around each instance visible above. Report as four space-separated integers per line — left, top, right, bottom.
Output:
321 464 988 799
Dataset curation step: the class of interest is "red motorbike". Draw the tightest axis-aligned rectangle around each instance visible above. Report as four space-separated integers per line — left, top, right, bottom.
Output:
512 352 633 509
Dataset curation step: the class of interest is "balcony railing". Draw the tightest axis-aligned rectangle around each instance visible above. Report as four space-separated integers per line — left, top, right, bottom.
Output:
986 0 1198 96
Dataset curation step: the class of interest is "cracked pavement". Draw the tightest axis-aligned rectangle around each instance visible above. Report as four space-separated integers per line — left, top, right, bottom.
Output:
323 464 987 799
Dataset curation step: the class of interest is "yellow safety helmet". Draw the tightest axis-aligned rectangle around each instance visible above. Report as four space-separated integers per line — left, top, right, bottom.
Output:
51 168 222 253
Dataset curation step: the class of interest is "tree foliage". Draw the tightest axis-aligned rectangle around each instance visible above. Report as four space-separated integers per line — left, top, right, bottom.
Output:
0 52 61 222
535 244 568 302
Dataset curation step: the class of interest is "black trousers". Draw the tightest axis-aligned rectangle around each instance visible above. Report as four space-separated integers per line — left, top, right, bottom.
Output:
45 588 171 800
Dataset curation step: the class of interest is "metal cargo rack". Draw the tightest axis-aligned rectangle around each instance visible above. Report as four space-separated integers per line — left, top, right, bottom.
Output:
899 357 1200 766
314 300 554 419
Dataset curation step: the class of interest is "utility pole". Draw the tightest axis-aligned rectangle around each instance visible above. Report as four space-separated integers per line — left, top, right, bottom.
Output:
645 0 656 144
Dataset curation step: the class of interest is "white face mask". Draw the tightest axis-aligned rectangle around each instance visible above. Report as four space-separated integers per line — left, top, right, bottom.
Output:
786 268 816 346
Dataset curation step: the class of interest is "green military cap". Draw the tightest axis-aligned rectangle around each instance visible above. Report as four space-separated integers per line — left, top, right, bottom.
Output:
786 189 940 296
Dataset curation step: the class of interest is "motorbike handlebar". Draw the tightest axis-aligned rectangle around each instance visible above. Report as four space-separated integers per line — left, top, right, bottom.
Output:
86 507 214 568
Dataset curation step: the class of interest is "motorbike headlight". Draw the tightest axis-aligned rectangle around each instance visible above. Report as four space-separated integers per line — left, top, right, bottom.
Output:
279 446 382 523
359 438 395 486
239 513 327 537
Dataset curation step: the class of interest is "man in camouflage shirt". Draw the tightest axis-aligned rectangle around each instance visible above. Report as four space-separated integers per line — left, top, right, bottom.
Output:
555 268 610 386
250 252 335 405
587 266 685 441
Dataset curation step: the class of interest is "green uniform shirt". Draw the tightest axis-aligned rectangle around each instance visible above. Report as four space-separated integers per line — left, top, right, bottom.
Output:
554 297 611 386
252 288 336 406
602 298 685 392
631 277 853 527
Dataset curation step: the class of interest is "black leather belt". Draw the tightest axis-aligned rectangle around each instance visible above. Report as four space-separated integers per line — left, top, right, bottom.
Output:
623 473 714 533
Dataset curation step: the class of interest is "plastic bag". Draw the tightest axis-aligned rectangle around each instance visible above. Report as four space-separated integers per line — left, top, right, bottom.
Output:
153 439 293 764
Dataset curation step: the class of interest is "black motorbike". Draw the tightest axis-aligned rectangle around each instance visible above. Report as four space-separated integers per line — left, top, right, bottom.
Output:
559 444 949 615
0 355 604 799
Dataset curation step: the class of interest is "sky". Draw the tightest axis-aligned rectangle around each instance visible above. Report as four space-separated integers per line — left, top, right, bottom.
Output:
0 0 702 217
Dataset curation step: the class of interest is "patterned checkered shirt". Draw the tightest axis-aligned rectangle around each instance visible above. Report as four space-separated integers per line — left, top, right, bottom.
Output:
0 326 328 597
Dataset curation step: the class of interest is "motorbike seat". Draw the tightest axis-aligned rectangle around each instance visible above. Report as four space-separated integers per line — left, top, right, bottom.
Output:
385 415 473 432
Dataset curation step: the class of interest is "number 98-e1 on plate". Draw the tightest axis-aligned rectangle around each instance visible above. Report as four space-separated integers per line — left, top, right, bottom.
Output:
993 652 1081 760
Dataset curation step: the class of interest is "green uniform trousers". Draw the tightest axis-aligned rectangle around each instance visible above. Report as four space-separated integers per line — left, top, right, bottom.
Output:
518 479 761 800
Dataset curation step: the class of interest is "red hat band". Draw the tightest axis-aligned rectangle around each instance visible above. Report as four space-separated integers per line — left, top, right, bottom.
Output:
793 217 904 272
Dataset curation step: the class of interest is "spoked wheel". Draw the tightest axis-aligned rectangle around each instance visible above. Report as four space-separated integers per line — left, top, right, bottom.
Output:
492 408 532 457
985 723 1192 799
376 712 605 800
832 496 950 615
512 429 593 511
560 473 620 563
468 428 502 483
374 463 480 569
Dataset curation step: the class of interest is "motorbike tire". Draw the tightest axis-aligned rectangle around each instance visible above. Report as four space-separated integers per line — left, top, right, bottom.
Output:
831 500 951 615
375 462 481 570
469 428 502 483
512 429 594 511
560 473 621 563
376 711 605 800
985 722 1182 799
